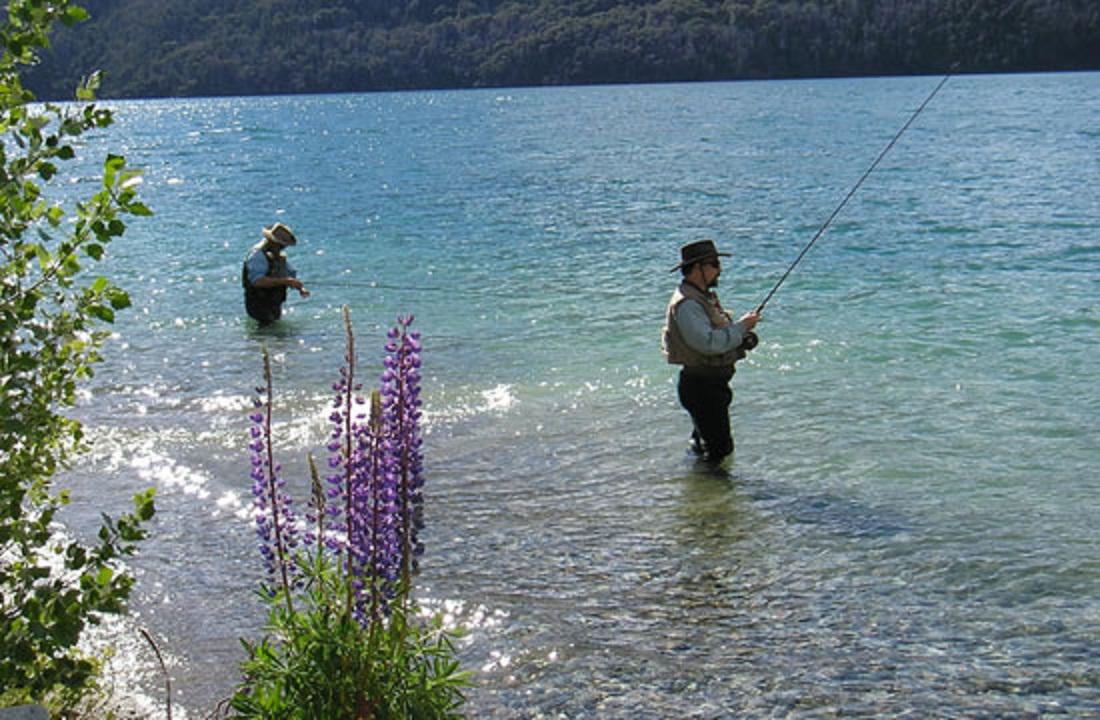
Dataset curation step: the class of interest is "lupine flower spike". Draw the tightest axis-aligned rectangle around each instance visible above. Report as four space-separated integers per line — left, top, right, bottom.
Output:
237 311 465 719
380 314 426 594
252 312 426 626
249 347 298 611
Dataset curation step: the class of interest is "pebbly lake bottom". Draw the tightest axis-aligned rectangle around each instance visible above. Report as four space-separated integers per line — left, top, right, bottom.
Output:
59 369 1099 719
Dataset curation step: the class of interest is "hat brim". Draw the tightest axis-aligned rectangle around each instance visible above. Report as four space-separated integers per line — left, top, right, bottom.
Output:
262 227 296 247
670 251 731 272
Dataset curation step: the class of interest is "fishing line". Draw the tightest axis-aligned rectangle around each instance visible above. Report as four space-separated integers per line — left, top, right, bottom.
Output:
305 279 522 302
307 279 451 293
754 74 951 315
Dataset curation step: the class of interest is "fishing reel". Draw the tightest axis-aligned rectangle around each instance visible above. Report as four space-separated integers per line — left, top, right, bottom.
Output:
738 331 759 353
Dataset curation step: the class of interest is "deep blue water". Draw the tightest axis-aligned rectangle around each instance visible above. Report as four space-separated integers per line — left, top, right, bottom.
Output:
55 72 1099 717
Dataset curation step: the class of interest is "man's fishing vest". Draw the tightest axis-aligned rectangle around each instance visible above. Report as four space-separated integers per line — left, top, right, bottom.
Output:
662 281 742 372
241 248 288 319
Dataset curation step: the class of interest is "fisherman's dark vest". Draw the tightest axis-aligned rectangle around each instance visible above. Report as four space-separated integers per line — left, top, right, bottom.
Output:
242 250 287 322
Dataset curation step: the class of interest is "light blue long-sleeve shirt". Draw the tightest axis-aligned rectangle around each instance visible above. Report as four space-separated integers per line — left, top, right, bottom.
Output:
674 298 750 357
244 243 297 285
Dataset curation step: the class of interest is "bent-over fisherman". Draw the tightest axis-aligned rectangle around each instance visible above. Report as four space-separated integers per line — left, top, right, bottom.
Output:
242 222 310 325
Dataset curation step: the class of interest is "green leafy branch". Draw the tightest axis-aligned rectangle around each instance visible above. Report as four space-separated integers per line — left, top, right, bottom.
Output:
1 0 157 713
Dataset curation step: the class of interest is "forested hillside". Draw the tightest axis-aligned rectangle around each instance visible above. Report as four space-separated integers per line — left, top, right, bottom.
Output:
25 0 1100 99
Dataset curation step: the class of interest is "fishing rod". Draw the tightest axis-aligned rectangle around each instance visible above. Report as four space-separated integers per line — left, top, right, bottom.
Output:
740 74 951 352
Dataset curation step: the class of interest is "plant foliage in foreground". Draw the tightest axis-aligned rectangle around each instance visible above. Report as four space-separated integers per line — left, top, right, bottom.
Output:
0 0 155 711
231 309 467 719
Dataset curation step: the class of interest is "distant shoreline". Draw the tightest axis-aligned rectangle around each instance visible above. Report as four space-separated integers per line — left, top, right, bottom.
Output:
26 0 1100 102
32 67 1100 105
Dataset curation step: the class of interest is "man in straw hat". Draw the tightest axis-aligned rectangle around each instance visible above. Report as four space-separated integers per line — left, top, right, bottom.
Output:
662 239 760 465
242 222 310 325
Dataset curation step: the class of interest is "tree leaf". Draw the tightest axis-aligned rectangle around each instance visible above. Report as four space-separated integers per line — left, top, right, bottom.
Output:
62 6 90 26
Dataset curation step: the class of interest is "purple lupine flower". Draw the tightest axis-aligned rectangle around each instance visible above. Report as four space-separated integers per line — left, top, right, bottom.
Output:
347 409 391 623
332 314 427 623
379 315 426 587
247 311 427 625
249 350 299 604
312 341 371 560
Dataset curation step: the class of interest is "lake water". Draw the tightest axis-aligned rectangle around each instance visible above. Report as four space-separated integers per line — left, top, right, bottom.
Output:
56 72 1099 717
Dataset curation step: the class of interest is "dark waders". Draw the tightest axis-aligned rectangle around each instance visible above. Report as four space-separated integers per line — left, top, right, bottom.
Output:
677 366 734 463
242 263 287 325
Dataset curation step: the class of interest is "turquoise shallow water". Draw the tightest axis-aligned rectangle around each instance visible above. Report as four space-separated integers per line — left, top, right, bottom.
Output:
54 72 1099 716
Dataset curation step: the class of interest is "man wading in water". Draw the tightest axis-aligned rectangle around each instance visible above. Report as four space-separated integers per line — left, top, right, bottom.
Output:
662 239 760 466
242 222 310 325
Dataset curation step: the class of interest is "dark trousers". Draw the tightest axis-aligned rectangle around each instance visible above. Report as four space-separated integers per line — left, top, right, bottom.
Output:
677 368 734 462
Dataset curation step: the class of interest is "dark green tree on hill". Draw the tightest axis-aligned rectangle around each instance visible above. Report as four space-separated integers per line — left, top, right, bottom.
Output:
24 0 1100 99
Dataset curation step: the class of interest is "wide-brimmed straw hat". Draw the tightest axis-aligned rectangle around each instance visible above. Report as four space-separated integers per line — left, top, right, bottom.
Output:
670 239 730 272
262 222 298 247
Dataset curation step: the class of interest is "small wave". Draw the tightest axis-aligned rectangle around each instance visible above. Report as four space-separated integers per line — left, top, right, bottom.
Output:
1052 308 1100 329
215 489 251 521
922 224 980 235
483 384 516 411
129 447 213 501
195 393 252 414
1059 242 1100 256
424 383 518 427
